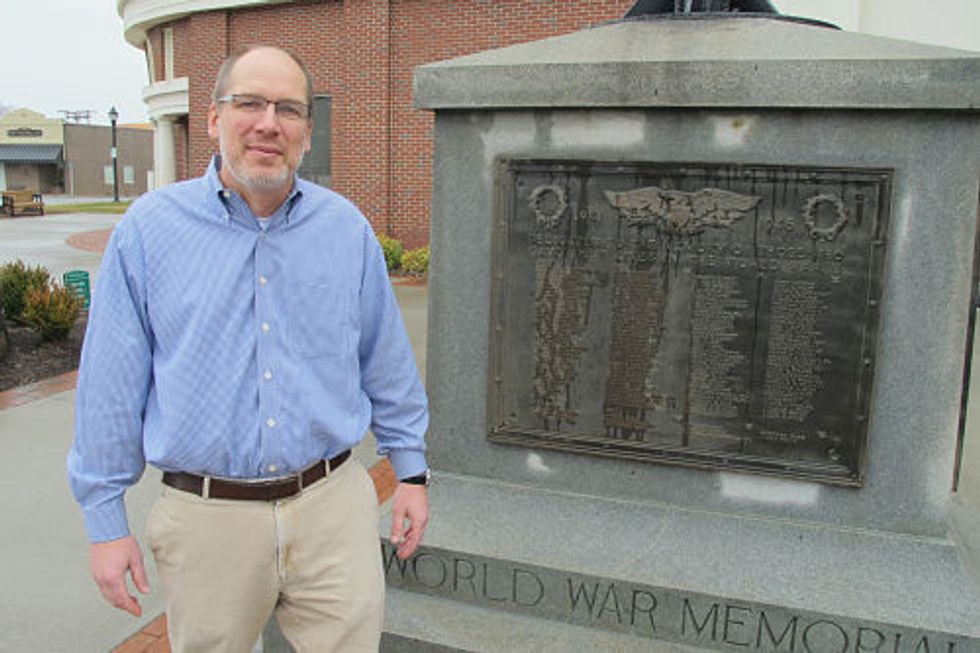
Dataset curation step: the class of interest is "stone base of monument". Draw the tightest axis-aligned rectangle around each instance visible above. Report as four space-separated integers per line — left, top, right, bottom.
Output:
380 475 980 652
390 5 980 652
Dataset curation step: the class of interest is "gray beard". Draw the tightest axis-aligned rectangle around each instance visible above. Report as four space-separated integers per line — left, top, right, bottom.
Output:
220 141 304 192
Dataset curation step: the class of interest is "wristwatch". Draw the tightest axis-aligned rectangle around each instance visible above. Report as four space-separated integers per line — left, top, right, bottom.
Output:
401 468 431 487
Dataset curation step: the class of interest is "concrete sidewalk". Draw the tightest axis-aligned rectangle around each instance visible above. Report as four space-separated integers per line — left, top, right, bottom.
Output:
0 281 426 652
0 211 430 650
0 387 166 651
2 212 979 651
0 212 120 283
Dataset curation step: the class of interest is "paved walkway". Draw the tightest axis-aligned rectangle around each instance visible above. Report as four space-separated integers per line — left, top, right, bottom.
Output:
0 368 405 653
2 212 979 651
0 212 119 283
0 213 426 651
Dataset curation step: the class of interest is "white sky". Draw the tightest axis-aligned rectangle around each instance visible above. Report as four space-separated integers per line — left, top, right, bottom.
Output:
1 0 148 125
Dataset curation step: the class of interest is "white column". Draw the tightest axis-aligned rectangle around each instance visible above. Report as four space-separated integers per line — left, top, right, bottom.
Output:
155 116 176 187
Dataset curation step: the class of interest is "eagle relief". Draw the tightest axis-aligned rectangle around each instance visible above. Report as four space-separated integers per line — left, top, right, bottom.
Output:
604 186 762 237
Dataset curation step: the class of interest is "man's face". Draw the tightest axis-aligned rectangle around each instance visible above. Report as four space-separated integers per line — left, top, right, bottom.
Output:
207 48 312 197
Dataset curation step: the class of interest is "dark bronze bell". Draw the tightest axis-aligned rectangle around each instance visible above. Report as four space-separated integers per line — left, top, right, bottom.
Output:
625 0 779 17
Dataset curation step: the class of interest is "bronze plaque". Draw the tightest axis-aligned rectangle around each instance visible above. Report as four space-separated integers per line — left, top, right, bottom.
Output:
489 160 891 486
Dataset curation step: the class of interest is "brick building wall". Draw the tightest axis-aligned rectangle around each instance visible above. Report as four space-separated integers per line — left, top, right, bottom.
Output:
148 0 633 246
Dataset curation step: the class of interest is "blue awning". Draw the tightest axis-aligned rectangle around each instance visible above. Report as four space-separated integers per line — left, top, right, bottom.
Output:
0 144 63 164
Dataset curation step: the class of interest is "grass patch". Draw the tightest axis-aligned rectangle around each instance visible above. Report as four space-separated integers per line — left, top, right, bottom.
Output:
46 201 132 215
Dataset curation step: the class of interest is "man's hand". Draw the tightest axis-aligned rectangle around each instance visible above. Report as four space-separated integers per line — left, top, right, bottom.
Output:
89 535 150 616
389 483 429 560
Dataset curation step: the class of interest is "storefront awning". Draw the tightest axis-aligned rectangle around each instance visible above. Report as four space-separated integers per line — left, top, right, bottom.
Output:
0 144 63 164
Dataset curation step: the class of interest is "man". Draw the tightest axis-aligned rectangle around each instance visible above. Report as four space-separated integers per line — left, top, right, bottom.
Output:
68 46 429 652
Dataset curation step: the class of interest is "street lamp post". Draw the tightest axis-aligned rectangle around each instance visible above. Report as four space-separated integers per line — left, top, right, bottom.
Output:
108 106 119 203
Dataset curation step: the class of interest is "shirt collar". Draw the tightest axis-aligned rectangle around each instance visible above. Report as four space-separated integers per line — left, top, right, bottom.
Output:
208 156 304 228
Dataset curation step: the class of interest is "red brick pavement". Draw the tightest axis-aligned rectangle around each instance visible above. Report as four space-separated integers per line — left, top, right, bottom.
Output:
66 228 113 254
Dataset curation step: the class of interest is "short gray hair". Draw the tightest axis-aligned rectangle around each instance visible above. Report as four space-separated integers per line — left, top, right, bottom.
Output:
212 45 314 108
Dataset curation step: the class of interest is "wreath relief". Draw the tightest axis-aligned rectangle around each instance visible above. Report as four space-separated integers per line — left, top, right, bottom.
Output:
529 184 568 229
802 194 848 242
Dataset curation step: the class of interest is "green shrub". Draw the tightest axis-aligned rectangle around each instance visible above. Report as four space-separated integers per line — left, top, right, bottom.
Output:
401 246 429 277
22 283 81 341
377 234 404 271
0 260 51 321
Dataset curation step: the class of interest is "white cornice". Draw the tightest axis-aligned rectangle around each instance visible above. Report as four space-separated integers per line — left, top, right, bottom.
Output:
143 78 190 120
117 0 296 48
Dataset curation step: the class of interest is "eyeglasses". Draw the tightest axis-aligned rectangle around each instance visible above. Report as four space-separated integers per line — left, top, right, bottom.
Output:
216 94 310 121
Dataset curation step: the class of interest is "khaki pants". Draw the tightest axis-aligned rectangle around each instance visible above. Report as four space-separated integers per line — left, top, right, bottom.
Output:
145 459 384 653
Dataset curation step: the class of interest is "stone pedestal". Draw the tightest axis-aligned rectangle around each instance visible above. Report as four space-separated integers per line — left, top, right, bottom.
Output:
386 15 980 652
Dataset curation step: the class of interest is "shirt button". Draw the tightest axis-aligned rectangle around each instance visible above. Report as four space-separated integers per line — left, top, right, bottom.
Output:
266 418 276 428
259 276 268 285
261 323 270 332
263 370 273 381
268 464 278 473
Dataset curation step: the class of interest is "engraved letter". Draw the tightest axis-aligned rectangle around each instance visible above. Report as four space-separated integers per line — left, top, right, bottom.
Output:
723 604 752 647
802 620 849 653
452 557 477 595
382 542 410 579
914 637 932 653
567 579 600 615
411 552 448 590
630 589 658 632
756 611 798 652
856 627 886 652
682 599 720 640
482 562 508 603
597 583 624 624
512 568 545 607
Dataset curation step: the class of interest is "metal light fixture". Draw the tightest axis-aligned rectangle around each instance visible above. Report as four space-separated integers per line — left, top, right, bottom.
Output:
108 106 119 203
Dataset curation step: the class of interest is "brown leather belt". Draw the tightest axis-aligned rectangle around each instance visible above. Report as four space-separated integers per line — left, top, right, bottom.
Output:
162 450 351 501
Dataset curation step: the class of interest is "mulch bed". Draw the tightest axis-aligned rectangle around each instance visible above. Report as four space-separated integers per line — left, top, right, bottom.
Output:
0 316 86 393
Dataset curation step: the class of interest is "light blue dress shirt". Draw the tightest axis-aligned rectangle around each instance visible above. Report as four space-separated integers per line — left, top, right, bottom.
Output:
68 159 429 543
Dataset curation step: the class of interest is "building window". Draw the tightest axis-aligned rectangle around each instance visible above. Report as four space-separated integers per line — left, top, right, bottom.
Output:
104 165 114 185
164 28 174 81
145 39 156 84
124 166 135 185
297 95 331 188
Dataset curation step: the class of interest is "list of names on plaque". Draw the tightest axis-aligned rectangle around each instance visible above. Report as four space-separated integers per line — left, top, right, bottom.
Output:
763 279 826 423
689 274 749 420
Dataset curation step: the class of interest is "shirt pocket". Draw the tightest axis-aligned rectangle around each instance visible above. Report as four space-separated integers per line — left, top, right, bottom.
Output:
288 281 350 358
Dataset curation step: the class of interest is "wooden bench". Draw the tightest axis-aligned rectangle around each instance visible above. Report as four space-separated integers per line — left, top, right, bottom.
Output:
2 190 44 217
